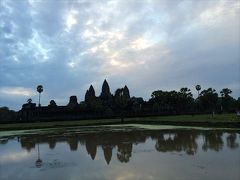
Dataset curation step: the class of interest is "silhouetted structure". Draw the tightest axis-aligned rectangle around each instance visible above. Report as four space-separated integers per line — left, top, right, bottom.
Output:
85 85 96 103
48 100 57 108
16 80 240 122
67 96 78 109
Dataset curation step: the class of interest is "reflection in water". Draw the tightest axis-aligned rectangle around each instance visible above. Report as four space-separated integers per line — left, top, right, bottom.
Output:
20 137 35 152
227 133 239 149
15 128 240 164
35 143 42 168
155 132 198 155
1 127 240 180
67 136 78 151
103 145 113 165
85 135 97 160
202 131 223 152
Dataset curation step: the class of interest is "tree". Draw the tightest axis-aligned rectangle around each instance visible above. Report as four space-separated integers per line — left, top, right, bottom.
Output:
220 88 234 112
151 90 175 114
150 89 193 114
199 88 218 114
220 88 232 97
37 85 43 107
0 107 16 122
180 87 192 97
179 88 194 113
195 85 201 98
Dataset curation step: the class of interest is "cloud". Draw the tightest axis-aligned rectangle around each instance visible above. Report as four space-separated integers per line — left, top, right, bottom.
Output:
0 87 35 96
0 151 32 163
0 0 239 110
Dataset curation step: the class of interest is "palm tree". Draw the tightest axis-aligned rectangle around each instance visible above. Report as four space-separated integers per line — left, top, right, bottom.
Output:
220 88 232 97
35 143 42 168
195 85 201 98
37 85 43 107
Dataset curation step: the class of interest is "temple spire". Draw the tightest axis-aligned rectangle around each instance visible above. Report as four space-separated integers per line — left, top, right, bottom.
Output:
101 79 110 97
85 85 96 103
123 85 130 99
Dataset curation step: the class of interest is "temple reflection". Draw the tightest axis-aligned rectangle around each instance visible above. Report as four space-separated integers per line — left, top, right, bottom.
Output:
102 145 113 165
117 142 132 163
15 129 239 164
48 137 56 150
67 136 78 151
85 135 97 160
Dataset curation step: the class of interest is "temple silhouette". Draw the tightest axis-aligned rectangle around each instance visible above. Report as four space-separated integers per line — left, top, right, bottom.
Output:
18 79 239 122
19 79 144 121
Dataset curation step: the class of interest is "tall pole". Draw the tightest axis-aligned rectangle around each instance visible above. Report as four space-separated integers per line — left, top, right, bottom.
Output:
38 93 41 107
198 90 199 115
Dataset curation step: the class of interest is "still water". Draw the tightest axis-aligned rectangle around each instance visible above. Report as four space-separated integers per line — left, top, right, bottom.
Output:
0 125 239 180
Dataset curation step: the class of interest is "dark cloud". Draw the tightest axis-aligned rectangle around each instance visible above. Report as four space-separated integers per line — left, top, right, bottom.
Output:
0 0 239 110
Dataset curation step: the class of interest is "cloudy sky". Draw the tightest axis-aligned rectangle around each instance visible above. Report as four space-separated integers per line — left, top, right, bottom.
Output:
0 0 239 110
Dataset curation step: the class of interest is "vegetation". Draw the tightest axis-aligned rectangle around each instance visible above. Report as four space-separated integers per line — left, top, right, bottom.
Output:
0 114 239 131
0 80 240 124
0 107 17 122
195 84 201 97
37 85 43 107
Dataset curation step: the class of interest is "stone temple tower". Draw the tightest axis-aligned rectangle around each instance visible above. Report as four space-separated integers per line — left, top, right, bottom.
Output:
100 79 112 106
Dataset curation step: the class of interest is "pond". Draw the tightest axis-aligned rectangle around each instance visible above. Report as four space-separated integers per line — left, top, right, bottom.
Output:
0 125 239 180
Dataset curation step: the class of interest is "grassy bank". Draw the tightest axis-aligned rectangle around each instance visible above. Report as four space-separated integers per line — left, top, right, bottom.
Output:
0 113 239 131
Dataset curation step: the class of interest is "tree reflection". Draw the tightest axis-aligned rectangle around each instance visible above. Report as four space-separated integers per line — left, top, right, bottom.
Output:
227 133 239 149
14 128 239 164
35 143 42 168
202 131 223 151
155 131 198 155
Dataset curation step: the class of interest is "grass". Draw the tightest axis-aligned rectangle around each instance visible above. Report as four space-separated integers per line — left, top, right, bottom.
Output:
131 113 238 122
0 113 239 131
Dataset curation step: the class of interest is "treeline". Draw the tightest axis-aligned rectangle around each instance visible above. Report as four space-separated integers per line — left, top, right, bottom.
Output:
0 107 17 122
150 87 239 115
1 80 240 122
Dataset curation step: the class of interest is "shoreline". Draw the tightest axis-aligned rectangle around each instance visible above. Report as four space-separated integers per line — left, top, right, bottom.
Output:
0 114 239 131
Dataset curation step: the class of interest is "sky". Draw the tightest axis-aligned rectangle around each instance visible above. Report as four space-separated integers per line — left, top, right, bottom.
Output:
0 0 239 110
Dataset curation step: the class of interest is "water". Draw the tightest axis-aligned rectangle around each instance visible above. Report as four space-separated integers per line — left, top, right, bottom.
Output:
0 125 239 180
